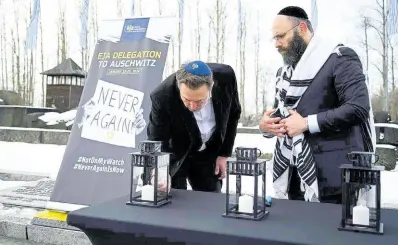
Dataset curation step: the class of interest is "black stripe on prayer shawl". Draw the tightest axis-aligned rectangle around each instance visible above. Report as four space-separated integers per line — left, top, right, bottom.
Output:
274 98 279 108
296 138 317 186
283 139 293 150
289 79 312 87
361 121 374 152
282 72 292 82
279 89 287 101
273 140 290 181
284 96 301 106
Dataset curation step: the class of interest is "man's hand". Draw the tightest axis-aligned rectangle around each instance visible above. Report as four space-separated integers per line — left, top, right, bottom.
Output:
133 108 147 135
157 178 171 193
151 170 171 193
215 156 227 180
280 110 308 137
259 109 286 137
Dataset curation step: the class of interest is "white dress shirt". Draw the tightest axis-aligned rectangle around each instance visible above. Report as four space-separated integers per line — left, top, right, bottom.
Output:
193 100 216 151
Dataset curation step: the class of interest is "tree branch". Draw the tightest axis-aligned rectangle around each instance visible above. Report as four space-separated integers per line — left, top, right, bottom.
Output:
368 22 384 44
375 0 383 12
372 62 383 76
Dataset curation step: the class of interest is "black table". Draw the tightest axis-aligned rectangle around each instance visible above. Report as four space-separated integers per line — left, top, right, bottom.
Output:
67 190 398 245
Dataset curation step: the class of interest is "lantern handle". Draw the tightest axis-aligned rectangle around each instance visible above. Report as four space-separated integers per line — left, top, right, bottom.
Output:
257 149 262 158
346 152 357 163
373 154 379 164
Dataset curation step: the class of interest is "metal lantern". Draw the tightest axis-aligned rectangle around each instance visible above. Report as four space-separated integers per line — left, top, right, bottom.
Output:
375 123 398 171
127 140 171 208
138 140 162 154
338 151 384 235
222 147 269 221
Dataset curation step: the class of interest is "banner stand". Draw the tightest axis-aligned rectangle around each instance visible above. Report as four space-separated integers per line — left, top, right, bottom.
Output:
31 16 175 229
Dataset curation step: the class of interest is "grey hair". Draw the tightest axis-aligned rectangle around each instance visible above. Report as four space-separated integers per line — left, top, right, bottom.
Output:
175 63 214 90
289 16 314 33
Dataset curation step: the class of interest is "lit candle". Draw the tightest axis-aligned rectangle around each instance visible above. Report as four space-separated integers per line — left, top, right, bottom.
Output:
238 195 253 213
353 202 370 226
141 184 154 201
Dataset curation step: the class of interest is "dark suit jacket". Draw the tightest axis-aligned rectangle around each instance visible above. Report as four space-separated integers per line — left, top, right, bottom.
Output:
269 46 371 197
295 46 371 194
147 63 242 177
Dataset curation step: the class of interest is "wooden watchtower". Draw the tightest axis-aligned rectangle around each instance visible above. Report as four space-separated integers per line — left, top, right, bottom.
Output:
41 58 86 112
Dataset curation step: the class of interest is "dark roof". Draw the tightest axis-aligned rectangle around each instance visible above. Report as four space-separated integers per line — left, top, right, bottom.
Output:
41 58 86 78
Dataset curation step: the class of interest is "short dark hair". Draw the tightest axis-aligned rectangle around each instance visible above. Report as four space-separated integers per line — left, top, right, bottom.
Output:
176 64 214 90
289 16 314 33
278 6 309 20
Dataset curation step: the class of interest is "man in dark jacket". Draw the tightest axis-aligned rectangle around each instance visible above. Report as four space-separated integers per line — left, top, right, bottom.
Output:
259 6 375 204
147 61 241 192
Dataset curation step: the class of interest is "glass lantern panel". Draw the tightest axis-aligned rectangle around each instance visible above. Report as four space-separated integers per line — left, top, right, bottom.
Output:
152 153 170 201
227 161 266 214
154 161 169 200
344 168 379 227
131 157 154 201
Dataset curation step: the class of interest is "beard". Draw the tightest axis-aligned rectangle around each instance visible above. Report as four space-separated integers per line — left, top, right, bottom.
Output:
279 31 308 67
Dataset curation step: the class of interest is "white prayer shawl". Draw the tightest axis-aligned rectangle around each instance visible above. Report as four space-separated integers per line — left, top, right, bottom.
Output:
271 34 375 202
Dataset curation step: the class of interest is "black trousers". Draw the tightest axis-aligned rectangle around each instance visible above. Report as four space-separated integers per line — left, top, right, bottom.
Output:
171 151 222 193
288 166 342 204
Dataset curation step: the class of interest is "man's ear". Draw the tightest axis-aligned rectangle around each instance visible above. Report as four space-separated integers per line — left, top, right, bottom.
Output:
298 21 308 34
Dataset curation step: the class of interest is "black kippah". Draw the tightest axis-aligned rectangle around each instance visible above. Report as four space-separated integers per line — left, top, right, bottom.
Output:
278 6 309 20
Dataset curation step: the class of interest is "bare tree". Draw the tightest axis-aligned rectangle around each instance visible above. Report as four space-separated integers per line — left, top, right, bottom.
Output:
260 71 269 113
367 0 388 90
389 39 396 119
13 0 22 96
0 0 3 89
177 0 184 66
0 16 5 89
157 0 168 79
57 2 68 63
389 40 395 93
194 0 201 58
23 2 36 105
88 0 99 69
359 14 371 83
23 10 28 102
79 0 90 71
27 8 34 104
1 13 8 90
40 17 45 106
157 0 162 15
207 11 213 61
211 0 227 63
239 10 247 117
92 1 99 41
117 0 123 17
254 11 261 115
138 0 143 16
11 28 16 91
366 0 397 117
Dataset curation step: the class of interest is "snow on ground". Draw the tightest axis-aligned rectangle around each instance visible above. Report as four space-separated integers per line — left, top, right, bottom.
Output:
0 141 65 179
38 110 76 127
0 133 397 208
234 133 277 154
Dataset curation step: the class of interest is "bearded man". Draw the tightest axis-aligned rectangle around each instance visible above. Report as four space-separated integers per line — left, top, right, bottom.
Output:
259 6 375 204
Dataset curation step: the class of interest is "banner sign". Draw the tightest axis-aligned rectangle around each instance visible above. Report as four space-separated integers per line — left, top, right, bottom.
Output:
47 17 175 211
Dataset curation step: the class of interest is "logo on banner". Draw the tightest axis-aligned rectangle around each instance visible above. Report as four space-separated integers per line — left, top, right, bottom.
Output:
121 18 149 41
78 79 146 148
